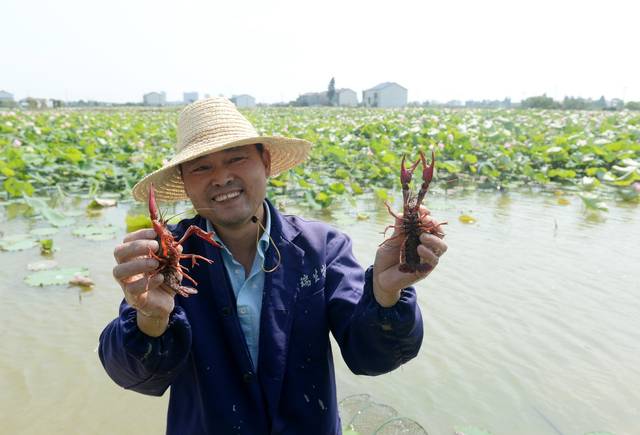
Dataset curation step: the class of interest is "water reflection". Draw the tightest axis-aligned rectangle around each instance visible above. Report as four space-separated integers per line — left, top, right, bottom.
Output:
0 190 639 435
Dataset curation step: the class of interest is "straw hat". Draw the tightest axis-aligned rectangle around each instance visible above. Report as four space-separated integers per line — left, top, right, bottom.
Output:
131 97 312 202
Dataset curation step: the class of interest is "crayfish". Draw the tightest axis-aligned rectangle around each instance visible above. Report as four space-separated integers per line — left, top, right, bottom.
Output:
146 183 221 297
381 150 446 273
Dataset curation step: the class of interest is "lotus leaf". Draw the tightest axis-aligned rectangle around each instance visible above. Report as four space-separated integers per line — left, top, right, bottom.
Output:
24 267 89 287
72 225 118 240
30 227 59 237
459 214 477 224
0 234 38 251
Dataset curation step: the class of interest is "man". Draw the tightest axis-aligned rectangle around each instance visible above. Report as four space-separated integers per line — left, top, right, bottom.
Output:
99 97 447 434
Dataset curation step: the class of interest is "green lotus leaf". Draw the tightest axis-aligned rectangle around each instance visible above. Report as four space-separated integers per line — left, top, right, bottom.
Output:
72 224 118 240
126 214 152 232
87 197 118 209
0 234 37 251
30 227 59 237
24 267 89 287
578 193 609 212
23 196 76 227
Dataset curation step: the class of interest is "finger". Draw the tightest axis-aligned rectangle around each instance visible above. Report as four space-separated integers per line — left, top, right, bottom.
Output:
124 273 164 301
113 257 160 282
114 239 159 264
418 205 431 217
419 233 448 256
123 228 158 243
158 283 178 297
416 244 439 269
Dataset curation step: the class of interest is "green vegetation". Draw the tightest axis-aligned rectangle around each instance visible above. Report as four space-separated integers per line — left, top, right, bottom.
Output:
1 107 639 208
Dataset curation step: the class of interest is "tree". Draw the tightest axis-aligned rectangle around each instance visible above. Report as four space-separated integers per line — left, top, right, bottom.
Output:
327 77 336 106
521 94 560 109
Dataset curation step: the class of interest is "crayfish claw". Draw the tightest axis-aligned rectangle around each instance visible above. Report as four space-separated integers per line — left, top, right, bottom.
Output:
420 150 435 185
400 154 422 187
400 155 411 186
148 183 160 221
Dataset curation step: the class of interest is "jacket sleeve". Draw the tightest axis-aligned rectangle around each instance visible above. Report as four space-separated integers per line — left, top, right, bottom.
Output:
98 300 192 396
326 233 424 376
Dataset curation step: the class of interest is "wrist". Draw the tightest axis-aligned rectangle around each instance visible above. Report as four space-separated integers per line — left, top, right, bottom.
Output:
373 286 402 307
136 311 170 337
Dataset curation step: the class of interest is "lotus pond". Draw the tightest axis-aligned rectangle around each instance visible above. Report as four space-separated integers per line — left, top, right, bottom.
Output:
1 107 639 435
1 107 639 206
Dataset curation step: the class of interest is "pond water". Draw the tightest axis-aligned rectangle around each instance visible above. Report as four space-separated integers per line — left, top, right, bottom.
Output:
1 189 638 435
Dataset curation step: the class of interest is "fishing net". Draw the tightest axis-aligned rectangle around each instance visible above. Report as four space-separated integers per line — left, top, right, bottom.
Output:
339 394 428 435
375 417 429 434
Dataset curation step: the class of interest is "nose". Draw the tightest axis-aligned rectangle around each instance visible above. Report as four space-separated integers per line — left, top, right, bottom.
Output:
209 166 234 188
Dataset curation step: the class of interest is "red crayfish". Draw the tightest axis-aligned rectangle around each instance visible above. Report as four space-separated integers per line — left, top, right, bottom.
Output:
381 150 446 273
146 183 221 297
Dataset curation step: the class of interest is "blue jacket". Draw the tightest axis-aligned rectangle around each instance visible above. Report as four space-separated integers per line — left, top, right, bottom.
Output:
99 200 423 434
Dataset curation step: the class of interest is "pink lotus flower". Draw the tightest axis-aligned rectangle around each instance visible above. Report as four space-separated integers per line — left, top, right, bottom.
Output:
106 130 113 137
633 182 640 193
12 139 21 147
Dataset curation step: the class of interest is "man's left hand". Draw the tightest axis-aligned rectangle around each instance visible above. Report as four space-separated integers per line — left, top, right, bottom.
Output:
373 205 447 307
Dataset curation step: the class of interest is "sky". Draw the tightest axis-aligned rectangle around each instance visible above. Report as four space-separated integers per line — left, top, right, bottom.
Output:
1 0 639 104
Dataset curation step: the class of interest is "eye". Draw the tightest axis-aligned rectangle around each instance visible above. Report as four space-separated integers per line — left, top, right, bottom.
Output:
229 156 247 164
191 164 210 173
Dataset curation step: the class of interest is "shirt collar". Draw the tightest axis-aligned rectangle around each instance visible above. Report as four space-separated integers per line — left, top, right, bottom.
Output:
205 200 271 258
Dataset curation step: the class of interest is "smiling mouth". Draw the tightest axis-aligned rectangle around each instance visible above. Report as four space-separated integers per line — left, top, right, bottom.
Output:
213 190 242 202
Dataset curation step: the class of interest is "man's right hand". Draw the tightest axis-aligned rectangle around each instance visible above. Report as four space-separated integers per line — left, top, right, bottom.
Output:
112 228 178 337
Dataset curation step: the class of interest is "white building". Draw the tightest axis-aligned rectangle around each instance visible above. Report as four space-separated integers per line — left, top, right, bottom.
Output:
362 82 408 108
143 91 166 106
336 88 358 107
183 92 199 103
231 94 256 108
0 90 14 102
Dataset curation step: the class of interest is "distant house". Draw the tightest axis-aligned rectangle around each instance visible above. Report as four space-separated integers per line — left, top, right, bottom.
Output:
231 94 256 108
362 82 407 108
296 89 358 107
0 90 14 102
143 91 166 106
336 88 358 107
18 98 53 109
183 92 199 103
608 98 624 110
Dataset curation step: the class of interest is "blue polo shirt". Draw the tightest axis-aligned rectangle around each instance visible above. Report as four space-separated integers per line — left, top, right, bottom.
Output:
206 203 270 370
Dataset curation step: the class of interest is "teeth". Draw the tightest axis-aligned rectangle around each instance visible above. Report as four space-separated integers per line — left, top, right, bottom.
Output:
214 191 241 202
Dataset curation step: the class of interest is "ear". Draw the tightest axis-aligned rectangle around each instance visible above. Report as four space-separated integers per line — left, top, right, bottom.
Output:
261 148 272 177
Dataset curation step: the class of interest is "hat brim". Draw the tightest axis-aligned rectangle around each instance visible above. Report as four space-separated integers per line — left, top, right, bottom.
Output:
131 135 312 202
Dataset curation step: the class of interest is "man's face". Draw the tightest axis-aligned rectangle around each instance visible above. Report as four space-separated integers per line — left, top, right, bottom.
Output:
181 144 271 229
